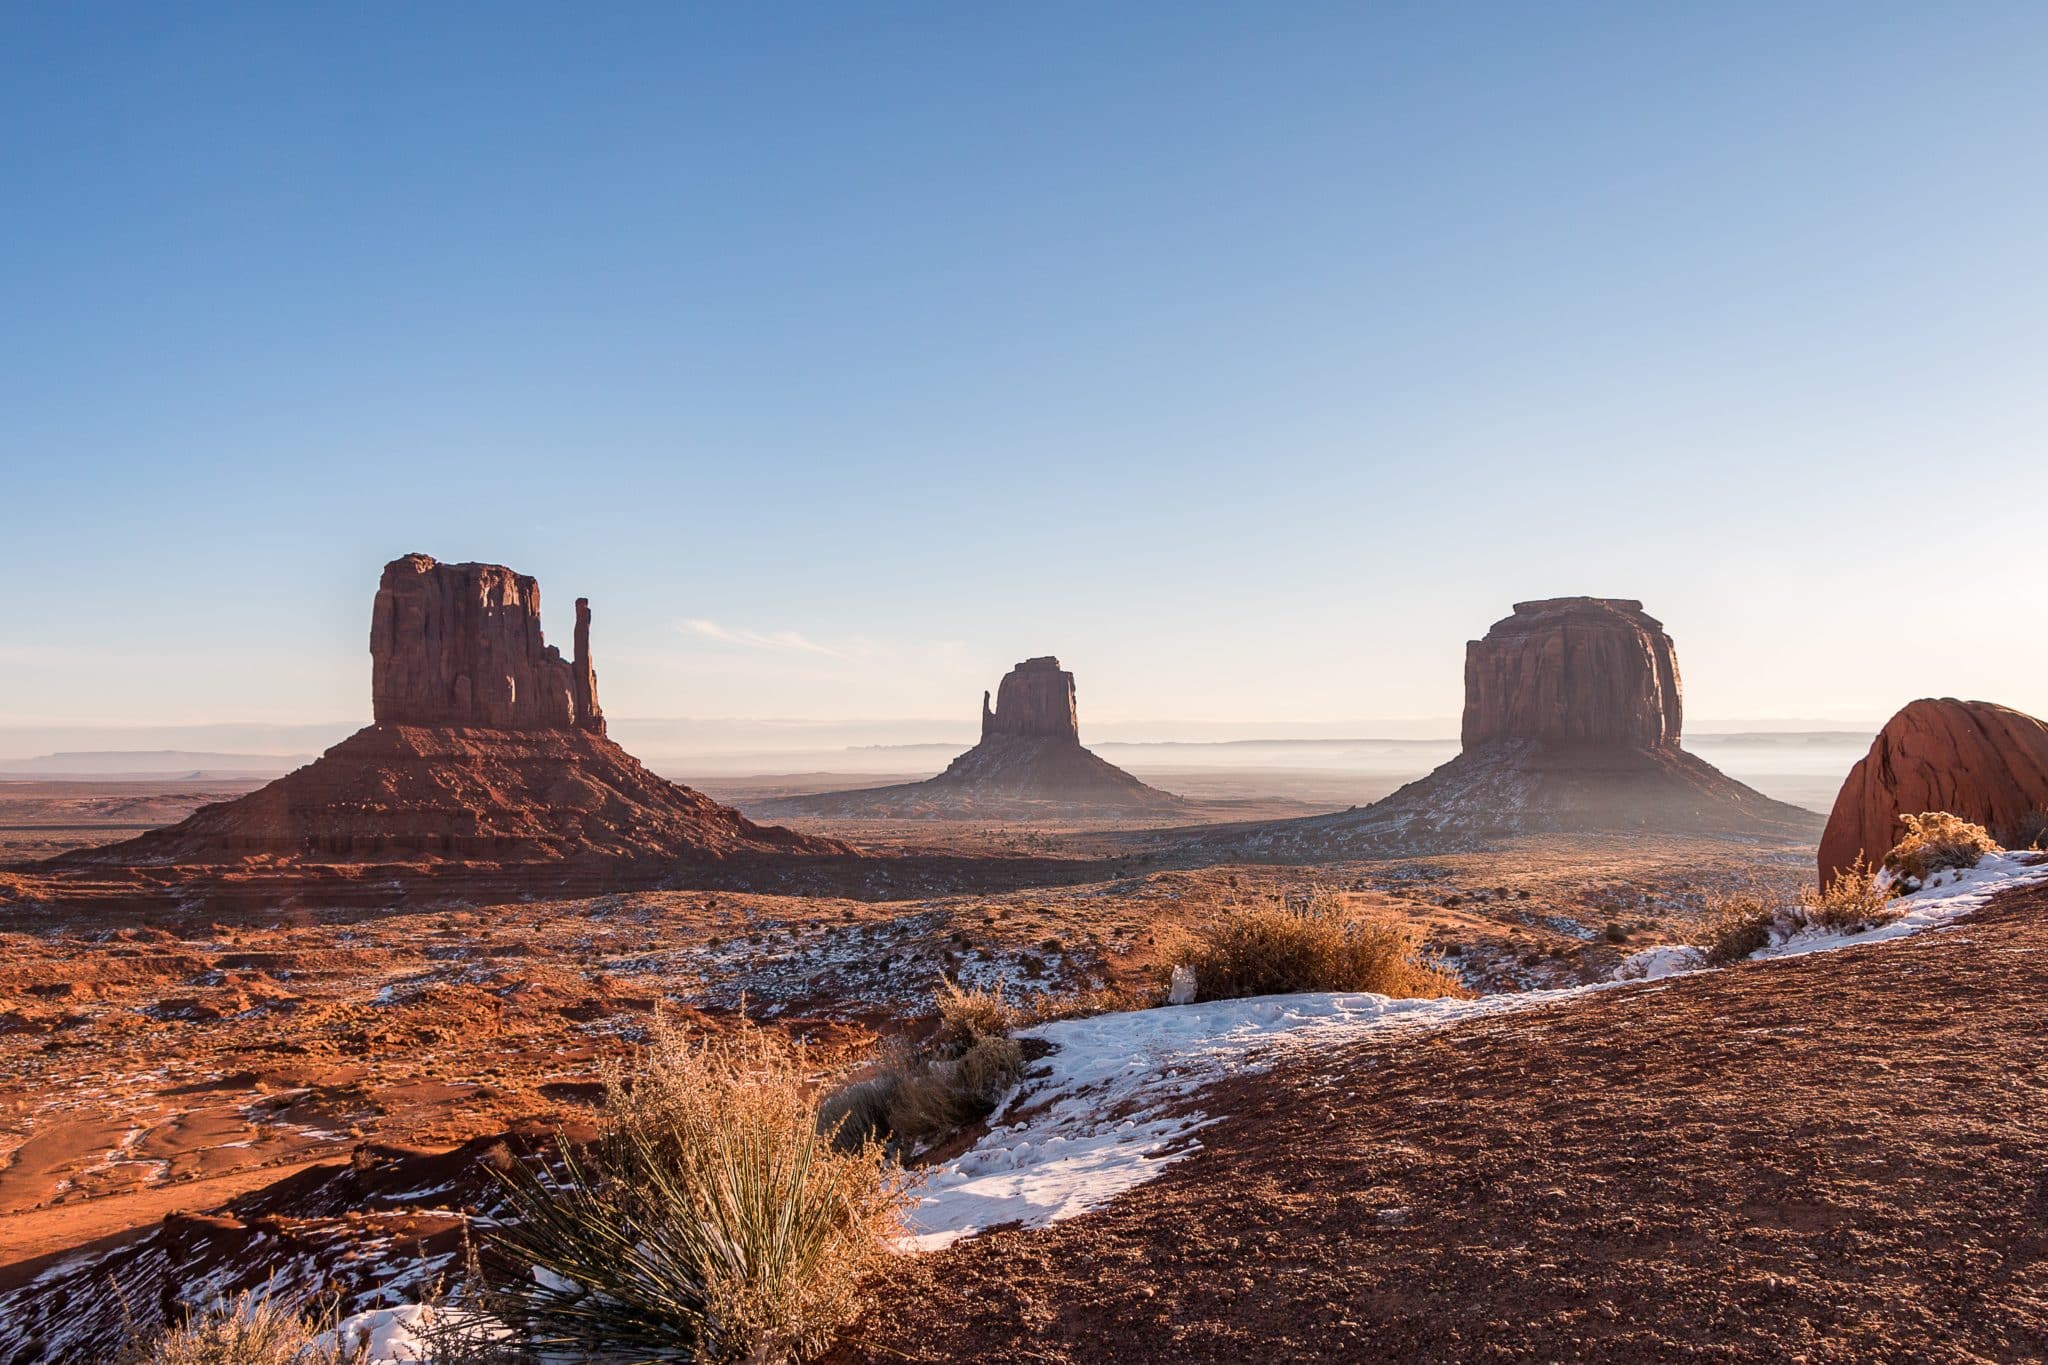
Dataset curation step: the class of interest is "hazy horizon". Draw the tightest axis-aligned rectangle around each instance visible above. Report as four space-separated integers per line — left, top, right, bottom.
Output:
7 5 2047 731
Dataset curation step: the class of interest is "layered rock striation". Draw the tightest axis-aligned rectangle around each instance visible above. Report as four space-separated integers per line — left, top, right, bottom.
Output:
1462 598 1682 750
764 656 1183 818
61 555 846 873
1818 698 2048 884
371 554 602 732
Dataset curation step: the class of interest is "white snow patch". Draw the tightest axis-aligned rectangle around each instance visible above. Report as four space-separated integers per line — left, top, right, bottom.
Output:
906 988 1560 1249
324 1305 512 1363
906 851 2048 1251
1612 944 1706 981
1758 850 2048 961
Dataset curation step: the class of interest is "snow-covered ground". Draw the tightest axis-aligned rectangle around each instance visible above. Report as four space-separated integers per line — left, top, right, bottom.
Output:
906 851 2048 1249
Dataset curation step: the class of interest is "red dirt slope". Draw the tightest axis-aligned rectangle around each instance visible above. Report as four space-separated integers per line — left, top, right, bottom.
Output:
841 878 2048 1362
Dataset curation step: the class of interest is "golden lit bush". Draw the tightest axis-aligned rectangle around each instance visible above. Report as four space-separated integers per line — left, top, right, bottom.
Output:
119 1291 361 1365
1699 890 1779 966
488 1013 908 1364
1883 811 2001 883
1798 856 1898 933
1167 891 1468 1002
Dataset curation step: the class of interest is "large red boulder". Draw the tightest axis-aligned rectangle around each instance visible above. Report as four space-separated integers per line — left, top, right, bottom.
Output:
1818 698 2048 884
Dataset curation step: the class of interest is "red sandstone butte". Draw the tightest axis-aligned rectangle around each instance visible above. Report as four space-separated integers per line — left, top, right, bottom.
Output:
1462 597 1682 750
1818 698 2048 884
59 554 847 871
769 655 1182 817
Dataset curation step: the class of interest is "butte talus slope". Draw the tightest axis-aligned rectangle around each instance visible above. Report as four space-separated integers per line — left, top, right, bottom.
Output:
766 656 1185 818
56 554 847 872
1211 598 1816 856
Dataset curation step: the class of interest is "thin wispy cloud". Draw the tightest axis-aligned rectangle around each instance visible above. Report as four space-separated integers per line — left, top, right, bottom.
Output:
682 619 843 657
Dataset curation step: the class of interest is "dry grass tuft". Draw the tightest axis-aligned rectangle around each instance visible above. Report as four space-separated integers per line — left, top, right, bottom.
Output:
1884 811 2001 883
933 977 1019 1049
487 1012 909 1364
1166 890 1468 1002
1798 856 1898 933
119 1290 362 1365
822 977 1036 1154
1700 890 1779 967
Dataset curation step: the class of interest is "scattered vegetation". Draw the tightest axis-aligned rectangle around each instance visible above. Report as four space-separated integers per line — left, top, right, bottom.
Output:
1797 856 1898 934
1700 889 1779 967
1702 860 1900 966
1883 811 2001 883
485 1013 909 1364
118 1289 362 1365
1164 890 1469 1002
822 979 1026 1154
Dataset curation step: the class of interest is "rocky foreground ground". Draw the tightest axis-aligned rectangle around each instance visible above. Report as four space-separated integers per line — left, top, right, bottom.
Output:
840 878 2048 1363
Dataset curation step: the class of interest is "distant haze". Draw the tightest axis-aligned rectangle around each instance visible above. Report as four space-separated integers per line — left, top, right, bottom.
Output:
6 8 2045 730
0 719 1875 814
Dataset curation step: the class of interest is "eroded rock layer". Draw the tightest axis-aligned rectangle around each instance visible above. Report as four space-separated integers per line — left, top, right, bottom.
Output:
1818 698 2048 884
982 657 1081 743
371 554 601 732
1463 598 1682 750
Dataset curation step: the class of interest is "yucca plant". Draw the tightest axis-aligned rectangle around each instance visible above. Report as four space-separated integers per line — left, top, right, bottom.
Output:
486 1016 908 1363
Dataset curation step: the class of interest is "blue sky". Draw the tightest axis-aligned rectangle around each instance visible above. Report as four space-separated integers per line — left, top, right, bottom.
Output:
4 3 2046 735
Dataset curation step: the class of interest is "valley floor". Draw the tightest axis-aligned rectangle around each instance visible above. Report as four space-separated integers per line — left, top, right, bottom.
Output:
838 878 2048 1363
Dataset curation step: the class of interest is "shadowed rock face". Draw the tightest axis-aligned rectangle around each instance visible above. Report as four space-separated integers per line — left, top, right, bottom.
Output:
767 655 1181 817
982 657 1081 743
370 554 601 733
1819 698 2048 884
1462 598 1682 751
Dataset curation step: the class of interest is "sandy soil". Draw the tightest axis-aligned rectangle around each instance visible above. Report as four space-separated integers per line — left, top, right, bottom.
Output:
838 878 2048 1363
0 831 1808 1285
0 779 264 861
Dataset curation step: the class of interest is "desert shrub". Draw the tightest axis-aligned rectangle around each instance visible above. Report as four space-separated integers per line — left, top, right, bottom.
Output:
823 978 1033 1153
486 1014 908 1364
119 1289 362 1365
1884 811 2001 883
1167 890 1468 1002
933 977 1019 1049
1798 856 1898 933
1701 890 1778 967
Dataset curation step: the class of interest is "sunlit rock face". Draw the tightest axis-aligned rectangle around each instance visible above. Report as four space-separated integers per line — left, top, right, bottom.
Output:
1461 597 1682 752
370 554 602 733
1819 698 2048 884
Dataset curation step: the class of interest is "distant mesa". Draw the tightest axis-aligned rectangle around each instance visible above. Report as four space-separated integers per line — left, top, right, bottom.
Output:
1818 698 2048 885
56 554 848 875
1206 596 1817 854
762 656 1185 819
